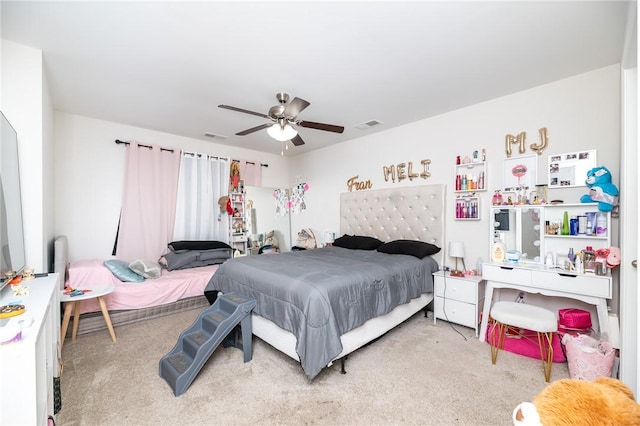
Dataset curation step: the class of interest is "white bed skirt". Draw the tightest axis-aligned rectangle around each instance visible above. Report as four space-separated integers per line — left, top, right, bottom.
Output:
251 292 434 363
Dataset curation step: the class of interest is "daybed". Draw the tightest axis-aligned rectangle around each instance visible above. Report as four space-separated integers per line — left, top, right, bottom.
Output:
54 236 228 334
205 184 445 379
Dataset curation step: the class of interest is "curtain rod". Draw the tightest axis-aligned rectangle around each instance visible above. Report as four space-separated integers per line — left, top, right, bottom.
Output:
115 140 268 167
115 139 174 153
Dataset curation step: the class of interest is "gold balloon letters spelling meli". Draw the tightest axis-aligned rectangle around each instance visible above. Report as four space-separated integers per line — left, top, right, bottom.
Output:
505 127 549 157
383 159 431 183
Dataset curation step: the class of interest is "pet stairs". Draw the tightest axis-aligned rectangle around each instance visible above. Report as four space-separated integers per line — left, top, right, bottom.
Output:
159 292 256 396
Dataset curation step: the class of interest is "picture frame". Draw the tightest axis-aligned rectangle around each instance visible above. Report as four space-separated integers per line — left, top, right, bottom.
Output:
548 150 597 188
502 154 538 192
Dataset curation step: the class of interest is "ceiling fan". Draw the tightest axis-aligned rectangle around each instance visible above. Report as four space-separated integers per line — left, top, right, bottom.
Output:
218 92 344 147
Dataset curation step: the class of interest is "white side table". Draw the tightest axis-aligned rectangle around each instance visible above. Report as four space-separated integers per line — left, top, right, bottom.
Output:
432 271 485 336
60 284 116 349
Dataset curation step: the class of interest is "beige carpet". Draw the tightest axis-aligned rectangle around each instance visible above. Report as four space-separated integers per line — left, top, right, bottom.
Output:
57 308 569 425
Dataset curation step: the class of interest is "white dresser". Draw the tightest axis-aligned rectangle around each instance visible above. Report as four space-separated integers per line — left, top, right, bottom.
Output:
433 271 485 336
479 263 611 342
0 274 61 425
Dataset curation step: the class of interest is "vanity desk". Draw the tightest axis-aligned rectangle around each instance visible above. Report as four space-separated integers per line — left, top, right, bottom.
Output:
478 262 611 342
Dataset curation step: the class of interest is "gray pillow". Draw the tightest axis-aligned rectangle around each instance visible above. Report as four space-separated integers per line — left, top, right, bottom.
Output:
103 259 145 282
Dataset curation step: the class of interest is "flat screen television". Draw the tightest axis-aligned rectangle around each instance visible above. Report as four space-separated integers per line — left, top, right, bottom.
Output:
0 111 26 291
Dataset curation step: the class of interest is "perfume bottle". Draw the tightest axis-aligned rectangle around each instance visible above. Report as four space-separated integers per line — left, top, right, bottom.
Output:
492 190 503 206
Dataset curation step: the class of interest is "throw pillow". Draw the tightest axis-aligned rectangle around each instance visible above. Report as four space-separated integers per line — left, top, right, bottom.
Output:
168 240 232 252
104 259 145 282
332 235 383 250
129 259 162 279
376 240 441 258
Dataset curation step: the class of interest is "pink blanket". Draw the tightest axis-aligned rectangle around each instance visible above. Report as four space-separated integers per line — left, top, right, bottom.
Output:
66 259 218 314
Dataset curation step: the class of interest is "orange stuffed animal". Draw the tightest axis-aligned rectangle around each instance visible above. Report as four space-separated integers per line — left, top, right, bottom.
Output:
513 377 640 425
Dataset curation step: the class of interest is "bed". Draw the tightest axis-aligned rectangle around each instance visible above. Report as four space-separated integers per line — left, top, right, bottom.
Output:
53 236 223 334
205 184 445 379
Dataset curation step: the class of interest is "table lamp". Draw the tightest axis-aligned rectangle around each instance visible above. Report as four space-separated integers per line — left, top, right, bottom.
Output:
449 241 466 277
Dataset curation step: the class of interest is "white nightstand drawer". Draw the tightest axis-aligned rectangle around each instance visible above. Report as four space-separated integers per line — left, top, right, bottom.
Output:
435 277 477 304
483 264 531 286
531 271 612 298
434 297 478 329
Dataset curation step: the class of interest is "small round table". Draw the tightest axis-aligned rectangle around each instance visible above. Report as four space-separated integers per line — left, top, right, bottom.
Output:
60 284 116 349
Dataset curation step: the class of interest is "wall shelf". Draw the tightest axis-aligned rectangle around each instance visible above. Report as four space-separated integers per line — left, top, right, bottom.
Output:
455 161 487 193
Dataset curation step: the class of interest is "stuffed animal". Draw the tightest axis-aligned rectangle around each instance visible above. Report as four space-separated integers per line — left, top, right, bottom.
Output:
580 166 619 212
513 377 640 425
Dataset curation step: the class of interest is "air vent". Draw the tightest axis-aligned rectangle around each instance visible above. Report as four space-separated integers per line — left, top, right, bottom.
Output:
355 120 383 130
204 132 227 139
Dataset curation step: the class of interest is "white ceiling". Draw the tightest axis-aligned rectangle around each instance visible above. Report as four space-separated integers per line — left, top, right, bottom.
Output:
1 1 632 156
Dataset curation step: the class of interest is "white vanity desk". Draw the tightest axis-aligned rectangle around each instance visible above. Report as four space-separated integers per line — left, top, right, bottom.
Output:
478 261 611 342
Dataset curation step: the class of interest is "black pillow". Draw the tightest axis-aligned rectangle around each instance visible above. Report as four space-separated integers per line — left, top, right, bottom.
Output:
168 240 232 252
332 235 383 250
376 240 441 259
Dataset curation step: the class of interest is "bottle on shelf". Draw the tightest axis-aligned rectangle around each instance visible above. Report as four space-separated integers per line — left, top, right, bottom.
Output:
561 211 570 236
596 212 607 237
583 246 596 273
574 252 583 274
492 190 503 206
570 216 578 235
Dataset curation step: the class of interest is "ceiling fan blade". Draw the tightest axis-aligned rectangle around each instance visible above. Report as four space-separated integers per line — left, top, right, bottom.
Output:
284 97 310 118
291 134 305 146
218 104 270 119
297 120 344 134
236 123 272 136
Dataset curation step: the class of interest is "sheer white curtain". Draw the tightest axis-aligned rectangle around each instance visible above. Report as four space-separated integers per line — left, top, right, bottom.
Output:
116 143 181 261
173 152 230 243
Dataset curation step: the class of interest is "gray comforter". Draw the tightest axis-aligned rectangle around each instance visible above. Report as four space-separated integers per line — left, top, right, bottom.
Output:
206 246 439 379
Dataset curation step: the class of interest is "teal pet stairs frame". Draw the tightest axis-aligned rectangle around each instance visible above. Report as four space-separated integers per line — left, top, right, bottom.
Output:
159 292 256 396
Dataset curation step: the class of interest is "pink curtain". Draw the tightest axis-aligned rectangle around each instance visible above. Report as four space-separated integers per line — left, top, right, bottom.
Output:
116 143 181 262
239 160 262 187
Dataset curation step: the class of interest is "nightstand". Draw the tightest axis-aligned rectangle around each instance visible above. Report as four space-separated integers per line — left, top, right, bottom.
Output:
432 271 485 337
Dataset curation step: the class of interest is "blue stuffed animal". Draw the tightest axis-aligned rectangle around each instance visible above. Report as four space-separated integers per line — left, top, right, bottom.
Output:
580 166 619 212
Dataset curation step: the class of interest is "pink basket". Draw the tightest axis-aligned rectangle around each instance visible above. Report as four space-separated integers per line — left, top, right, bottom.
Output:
558 308 592 330
562 334 615 380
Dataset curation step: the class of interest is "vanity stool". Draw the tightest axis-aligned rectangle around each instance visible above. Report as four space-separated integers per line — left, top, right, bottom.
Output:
488 301 558 382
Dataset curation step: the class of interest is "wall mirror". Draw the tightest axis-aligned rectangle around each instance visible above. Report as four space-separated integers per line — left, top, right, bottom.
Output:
245 186 291 252
492 206 542 263
548 150 597 188
1 111 26 286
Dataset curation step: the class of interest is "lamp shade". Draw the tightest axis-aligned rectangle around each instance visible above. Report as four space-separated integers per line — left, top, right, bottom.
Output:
267 122 298 142
448 241 465 258
323 231 335 244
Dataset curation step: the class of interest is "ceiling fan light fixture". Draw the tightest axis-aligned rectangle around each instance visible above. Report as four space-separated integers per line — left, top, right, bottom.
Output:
267 122 298 142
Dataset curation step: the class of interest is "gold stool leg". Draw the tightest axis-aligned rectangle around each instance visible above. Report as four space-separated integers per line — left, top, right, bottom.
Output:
490 320 504 365
537 331 554 382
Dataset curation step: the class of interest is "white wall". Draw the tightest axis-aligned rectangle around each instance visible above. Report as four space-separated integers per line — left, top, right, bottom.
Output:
1 39 53 272
290 65 621 270
54 112 291 261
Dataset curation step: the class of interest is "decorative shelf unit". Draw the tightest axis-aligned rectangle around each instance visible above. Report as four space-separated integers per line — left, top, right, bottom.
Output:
454 161 487 193
489 202 611 266
455 195 481 220
228 191 249 255
542 203 611 260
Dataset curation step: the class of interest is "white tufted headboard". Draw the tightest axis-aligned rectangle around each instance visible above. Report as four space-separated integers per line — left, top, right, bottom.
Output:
340 184 445 265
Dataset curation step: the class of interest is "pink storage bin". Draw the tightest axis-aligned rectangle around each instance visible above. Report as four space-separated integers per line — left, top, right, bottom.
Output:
486 323 566 363
562 334 615 380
